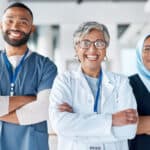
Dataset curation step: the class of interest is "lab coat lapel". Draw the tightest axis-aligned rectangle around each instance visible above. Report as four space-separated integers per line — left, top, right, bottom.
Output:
77 67 93 94
101 70 115 109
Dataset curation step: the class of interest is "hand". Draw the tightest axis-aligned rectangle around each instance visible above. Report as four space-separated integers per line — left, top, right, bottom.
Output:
112 109 138 126
58 102 73 113
146 132 150 135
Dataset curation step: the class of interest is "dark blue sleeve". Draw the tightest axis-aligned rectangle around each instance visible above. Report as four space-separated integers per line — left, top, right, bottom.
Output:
38 58 57 92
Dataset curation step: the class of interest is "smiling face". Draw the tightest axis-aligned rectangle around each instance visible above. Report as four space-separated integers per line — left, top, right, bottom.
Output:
75 29 106 77
142 37 150 70
0 7 34 47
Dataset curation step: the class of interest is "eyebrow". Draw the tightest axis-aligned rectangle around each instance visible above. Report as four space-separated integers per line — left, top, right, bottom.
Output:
4 15 30 22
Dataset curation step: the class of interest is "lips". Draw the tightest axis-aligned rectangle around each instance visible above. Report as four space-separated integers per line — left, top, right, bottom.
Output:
7 30 24 39
86 55 98 61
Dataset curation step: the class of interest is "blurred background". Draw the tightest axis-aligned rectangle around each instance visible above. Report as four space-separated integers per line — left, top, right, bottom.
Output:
1 0 150 76
1 0 150 149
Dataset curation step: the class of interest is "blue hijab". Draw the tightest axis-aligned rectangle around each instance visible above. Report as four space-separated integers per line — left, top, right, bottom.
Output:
136 34 150 79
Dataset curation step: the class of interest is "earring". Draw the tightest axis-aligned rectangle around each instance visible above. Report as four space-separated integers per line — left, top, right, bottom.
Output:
103 56 108 61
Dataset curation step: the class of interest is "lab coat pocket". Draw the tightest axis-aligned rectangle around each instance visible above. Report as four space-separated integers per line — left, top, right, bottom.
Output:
73 136 104 150
72 137 89 150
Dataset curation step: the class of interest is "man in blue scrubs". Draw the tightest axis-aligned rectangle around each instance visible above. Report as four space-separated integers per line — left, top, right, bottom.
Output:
0 2 57 150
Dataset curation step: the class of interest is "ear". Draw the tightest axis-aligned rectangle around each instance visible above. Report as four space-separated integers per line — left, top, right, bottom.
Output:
31 25 36 33
103 49 107 55
75 45 79 52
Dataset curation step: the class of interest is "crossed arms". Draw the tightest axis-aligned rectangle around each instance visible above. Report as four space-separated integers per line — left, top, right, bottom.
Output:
0 89 50 125
0 96 36 124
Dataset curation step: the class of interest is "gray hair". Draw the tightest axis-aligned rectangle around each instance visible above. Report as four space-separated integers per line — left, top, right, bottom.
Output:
73 21 110 48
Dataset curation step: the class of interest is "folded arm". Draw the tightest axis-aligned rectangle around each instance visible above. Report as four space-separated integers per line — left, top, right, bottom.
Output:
0 96 36 124
0 89 50 125
137 116 150 135
111 78 138 140
0 96 35 117
16 89 50 125
50 75 138 142
57 103 137 142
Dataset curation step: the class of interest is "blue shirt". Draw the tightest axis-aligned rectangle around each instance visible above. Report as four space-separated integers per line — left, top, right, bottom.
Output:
0 51 57 150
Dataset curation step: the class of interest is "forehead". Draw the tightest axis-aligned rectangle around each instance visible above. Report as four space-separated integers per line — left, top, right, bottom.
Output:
82 29 104 40
144 37 150 46
3 7 32 21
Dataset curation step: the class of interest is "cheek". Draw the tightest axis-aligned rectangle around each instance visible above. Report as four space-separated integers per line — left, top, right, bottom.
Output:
76 49 83 57
100 49 106 58
144 62 150 70
142 56 150 69
77 53 83 61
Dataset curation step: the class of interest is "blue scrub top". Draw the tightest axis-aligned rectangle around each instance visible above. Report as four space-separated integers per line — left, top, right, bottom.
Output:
0 51 57 150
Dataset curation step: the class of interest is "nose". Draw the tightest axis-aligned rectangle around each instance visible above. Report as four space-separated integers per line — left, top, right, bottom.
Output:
11 21 21 30
88 42 97 52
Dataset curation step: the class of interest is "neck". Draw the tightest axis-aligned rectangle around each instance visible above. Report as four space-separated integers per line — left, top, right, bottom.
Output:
5 44 28 56
82 67 101 78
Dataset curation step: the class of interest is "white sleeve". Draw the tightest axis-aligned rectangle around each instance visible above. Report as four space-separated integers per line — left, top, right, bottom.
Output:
111 77 137 140
49 75 115 139
49 74 137 143
16 89 50 125
78 77 138 143
0 96 9 116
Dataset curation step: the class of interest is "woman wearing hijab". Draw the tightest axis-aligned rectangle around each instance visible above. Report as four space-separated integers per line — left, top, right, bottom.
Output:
129 34 150 150
49 21 138 150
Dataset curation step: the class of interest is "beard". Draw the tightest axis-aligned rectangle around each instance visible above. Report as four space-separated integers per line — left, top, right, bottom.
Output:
2 30 31 47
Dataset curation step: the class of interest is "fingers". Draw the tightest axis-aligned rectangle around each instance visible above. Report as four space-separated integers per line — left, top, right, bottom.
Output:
58 103 73 113
125 109 137 114
112 109 138 126
125 110 138 124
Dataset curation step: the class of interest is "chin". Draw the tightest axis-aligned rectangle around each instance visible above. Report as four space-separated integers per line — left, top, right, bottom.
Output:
89 66 100 72
145 65 150 71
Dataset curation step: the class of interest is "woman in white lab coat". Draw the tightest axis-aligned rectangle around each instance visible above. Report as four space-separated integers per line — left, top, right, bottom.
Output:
49 21 138 150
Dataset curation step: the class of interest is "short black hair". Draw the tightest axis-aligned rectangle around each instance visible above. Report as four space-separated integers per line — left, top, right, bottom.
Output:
4 2 33 20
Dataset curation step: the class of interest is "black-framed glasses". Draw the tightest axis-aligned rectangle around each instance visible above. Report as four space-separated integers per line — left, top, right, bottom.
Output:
77 39 107 50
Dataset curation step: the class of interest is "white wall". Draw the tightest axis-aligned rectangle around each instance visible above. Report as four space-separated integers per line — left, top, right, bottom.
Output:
21 1 148 73
0 0 8 50
23 2 148 25
1 1 148 72
121 48 137 76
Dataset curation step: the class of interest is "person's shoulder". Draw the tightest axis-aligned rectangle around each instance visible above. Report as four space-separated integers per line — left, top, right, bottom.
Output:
57 70 75 78
31 52 50 61
129 74 139 80
56 70 77 83
105 70 127 80
128 74 140 86
104 70 129 86
31 51 56 67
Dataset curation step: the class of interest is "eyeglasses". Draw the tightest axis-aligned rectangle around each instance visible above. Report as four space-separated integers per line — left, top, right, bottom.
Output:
77 39 107 50
143 46 150 54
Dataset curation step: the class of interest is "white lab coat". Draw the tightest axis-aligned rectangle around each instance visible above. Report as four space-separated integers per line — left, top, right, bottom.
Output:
49 67 137 150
